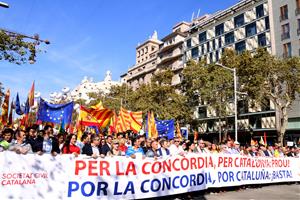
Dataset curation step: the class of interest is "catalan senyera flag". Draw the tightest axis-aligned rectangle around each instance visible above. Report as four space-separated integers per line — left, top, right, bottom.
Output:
193 130 198 142
130 111 143 133
116 107 143 133
28 81 35 107
176 121 182 140
146 111 158 138
1 89 10 126
108 110 118 135
116 107 131 132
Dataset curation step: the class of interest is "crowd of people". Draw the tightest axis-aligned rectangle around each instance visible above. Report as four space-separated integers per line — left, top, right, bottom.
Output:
0 125 299 158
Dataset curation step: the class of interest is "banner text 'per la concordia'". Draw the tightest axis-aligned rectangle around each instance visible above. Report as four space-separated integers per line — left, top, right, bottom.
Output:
0 151 299 199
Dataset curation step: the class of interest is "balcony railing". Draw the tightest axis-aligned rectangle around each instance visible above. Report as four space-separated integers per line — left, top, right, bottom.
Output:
296 8 300 16
279 14 288 22
281 32 290 40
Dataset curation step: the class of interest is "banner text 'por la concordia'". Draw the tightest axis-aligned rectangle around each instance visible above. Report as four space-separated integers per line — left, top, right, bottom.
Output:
0 152 299 199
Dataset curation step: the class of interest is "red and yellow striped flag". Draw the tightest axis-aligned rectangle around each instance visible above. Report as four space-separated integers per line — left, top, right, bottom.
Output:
116 107 143 133
130 111 143 133
1 89 10 126
79 105 113 128
176 121 182 140
28 81 35 107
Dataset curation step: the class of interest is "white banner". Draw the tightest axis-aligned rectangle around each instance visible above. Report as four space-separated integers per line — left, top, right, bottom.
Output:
0 151 299 199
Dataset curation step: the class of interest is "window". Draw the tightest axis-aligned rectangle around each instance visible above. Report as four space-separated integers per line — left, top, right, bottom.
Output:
297 0 300 15
283 43 292 57
256 4 264 18
199 32 207 43
225 32 234 45
258 33 267 47
216 50 219 61
280 5 288 21
297 19 300 35
215 23 224 36
212 40 216 50
201 44 205 55
265 16 270 30
238 100 248 114
209 52 213 63
235 40 246 54
191 47 199 58
281 23 290 40
246 22 257 37
207 42 210 52
198 106 207 119
234 14 244 28
218 37 222 48
186 39 191 48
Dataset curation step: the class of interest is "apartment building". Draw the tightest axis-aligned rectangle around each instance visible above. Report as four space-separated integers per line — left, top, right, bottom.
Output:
184 0 300 143
121 31 162 90
156 22 190 85
121 23 190 88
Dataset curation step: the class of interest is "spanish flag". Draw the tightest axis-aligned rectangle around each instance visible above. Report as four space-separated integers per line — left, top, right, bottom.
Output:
78 105 113 128
1 89 10 126
28 81 35 107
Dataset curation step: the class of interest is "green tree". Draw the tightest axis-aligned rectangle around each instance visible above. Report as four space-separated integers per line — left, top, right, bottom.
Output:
237 48 300 145
0 31 48 65
181 57 235 138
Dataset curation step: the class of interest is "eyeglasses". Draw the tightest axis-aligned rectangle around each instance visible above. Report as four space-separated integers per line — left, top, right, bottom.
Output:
175 140 180 143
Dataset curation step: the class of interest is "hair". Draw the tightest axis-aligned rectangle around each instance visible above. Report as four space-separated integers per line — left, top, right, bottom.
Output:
44 125 53 131
81 133 89 141
91 134 99 142
107 135 112 139
62 134 76 153
159 139 167 147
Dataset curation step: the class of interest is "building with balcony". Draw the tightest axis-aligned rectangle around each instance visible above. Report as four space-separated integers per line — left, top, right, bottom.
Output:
121 31 162 90
157 22 190 85
183 0 300 144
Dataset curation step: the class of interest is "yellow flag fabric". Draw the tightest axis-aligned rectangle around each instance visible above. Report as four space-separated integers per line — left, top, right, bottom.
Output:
116 107 143 133
147 111 158 138
1 89 10 126
176 121 182 139
78 105 112 128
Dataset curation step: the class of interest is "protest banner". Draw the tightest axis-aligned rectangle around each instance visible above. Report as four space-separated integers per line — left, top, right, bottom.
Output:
0 151 299 199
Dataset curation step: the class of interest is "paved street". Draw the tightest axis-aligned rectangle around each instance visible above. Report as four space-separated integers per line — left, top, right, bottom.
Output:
159 183 300 200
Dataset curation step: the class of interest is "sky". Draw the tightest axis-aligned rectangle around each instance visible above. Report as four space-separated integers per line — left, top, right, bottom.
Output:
0 0 238 103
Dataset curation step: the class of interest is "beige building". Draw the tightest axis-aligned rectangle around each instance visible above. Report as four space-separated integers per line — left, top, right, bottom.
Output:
121 31 162 90
156 22 190 85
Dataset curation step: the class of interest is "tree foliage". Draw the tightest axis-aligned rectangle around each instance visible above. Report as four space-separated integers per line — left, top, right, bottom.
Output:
237 48 300 145
87 69 191 123
0 31 47 65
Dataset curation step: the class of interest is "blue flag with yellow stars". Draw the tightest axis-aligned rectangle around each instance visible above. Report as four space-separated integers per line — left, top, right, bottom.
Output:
37 98 74 124
155 119 175 140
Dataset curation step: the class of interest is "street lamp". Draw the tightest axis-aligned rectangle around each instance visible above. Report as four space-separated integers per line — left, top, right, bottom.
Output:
215 63 238 143
0 1 9 8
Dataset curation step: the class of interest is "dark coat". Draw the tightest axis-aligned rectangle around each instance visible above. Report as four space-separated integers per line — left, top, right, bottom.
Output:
100 143 111 156
34 136 60 154
82 143 101 156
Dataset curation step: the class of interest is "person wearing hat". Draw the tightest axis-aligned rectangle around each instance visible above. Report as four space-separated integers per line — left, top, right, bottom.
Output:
232 141 241 154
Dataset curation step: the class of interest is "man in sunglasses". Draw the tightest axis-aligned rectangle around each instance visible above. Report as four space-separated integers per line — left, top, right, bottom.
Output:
169 137 185 156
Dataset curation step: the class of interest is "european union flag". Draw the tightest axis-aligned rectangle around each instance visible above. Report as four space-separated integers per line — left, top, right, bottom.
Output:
155 119 175 140
37 98 74 124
